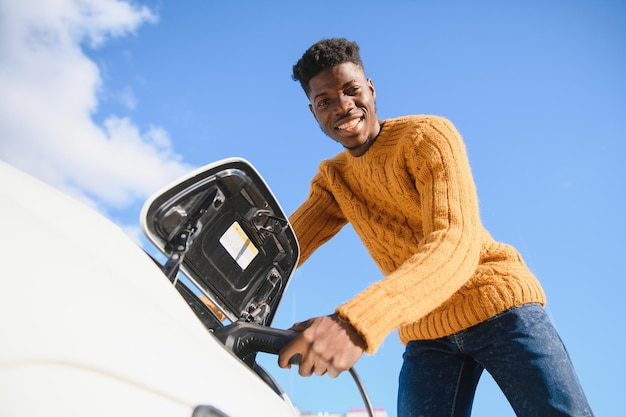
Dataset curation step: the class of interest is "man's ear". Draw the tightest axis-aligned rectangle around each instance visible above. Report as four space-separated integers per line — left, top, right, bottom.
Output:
368 78 376 100
308 103 317 121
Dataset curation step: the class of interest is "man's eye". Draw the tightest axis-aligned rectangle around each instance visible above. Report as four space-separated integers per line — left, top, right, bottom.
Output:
346 86 360 95
317 99 329 108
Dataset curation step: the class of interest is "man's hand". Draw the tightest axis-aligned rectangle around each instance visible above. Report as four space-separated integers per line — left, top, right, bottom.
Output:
277 313 366 378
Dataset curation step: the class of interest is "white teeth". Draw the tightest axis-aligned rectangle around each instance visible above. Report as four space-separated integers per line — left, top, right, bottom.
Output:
338 118 360 130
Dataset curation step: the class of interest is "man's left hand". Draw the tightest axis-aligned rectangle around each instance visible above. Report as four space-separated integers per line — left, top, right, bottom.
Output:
277 313 366 378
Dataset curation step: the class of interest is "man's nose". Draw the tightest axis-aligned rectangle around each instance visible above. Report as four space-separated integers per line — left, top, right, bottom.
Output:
335 94 355 115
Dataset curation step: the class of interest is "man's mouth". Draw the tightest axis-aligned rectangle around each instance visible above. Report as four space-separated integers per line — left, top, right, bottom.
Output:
336 117 362 131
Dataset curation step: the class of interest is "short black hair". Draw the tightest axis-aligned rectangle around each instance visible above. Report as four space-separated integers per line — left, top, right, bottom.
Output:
292 38 364 96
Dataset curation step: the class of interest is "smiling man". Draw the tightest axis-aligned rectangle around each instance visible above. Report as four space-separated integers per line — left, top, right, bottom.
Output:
278 38 594 417
307 62 381 156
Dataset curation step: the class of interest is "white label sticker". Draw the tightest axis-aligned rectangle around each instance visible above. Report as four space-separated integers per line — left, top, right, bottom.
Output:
219 221 258 270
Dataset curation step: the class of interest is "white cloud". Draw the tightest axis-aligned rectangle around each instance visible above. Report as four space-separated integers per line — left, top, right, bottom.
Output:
116 85 138 110
0 0 193 216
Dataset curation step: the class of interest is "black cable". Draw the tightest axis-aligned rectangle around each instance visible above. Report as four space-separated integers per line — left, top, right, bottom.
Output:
349 367 376 417
287 354 375 416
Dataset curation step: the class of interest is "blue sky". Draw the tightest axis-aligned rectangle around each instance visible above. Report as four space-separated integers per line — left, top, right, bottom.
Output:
1 1 624 416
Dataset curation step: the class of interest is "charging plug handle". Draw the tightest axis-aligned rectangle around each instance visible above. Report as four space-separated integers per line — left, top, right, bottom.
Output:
213 321 298 361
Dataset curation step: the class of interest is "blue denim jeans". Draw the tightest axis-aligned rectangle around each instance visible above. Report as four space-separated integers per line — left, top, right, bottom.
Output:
398 303 594 417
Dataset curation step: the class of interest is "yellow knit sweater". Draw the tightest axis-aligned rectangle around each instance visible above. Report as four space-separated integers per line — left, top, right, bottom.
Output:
289 115 546 354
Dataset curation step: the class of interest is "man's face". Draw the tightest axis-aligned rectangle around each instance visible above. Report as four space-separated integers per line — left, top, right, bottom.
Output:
307 62 380 156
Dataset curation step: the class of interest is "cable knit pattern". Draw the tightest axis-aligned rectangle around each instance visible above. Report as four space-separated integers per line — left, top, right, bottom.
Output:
289 115 546 354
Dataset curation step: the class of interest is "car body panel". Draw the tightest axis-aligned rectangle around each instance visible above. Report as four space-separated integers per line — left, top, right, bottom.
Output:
0 160 297 417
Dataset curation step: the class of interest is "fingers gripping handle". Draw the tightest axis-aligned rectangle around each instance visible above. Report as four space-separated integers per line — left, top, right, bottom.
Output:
213 321 299 362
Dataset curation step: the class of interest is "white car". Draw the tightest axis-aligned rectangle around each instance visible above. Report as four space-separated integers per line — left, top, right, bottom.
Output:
0 158 306 417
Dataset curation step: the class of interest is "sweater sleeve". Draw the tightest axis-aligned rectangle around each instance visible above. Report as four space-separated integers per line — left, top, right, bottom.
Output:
336 117 483 353
289 169 348 266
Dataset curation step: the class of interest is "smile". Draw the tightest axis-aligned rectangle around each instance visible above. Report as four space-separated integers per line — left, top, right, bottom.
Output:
336 117 362 131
